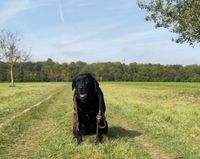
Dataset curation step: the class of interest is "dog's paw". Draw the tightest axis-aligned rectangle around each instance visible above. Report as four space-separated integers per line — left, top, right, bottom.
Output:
77 136 83 145
95 140 100 145
95 136 102 145
77 140 82 145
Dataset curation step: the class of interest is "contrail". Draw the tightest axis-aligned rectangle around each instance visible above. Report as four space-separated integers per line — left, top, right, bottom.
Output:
58 0 65 24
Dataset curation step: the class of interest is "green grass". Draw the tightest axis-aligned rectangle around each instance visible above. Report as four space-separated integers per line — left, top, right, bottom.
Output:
102 82 200 159
0 82 64 123
0 82 200 159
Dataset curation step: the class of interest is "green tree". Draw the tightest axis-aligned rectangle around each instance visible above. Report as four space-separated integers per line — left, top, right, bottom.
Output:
40 59 61 82
14 62 25 82
138 0 200 46
0 61 8 81
68 62 80 81
191 74 200 82
60 63 69 81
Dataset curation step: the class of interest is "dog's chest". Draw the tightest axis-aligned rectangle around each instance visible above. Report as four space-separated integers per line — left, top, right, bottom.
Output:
77 98 99 115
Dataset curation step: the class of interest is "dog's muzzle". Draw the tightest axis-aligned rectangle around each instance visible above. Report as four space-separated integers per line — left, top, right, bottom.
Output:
80 93 87 98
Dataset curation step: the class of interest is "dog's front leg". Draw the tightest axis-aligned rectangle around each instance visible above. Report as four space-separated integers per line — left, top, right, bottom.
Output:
73 131 82 144
95 125 101 144
73 124 83 144
73 111 83 144
76 132 83 145
95 112 102 144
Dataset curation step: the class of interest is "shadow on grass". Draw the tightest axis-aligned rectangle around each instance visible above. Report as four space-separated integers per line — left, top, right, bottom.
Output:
108 126 142 139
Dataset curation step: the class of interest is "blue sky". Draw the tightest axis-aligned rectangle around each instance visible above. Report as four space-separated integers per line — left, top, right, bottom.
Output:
0 0 199 64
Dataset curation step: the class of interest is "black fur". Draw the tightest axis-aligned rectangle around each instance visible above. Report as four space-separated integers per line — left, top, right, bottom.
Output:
72 73 108 144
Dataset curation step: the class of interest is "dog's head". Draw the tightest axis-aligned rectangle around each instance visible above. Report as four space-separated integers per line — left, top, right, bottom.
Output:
72 73 99 100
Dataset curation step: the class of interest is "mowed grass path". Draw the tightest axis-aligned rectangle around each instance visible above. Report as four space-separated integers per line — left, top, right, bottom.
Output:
0 82 200 159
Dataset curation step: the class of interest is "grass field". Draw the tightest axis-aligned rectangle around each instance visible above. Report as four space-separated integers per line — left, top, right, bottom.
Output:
0 82 200 159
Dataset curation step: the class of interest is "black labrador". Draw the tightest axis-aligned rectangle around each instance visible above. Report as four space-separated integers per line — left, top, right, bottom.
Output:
72 73 108 144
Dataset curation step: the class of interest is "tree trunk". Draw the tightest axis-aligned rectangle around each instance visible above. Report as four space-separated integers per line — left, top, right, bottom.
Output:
10 64 15 87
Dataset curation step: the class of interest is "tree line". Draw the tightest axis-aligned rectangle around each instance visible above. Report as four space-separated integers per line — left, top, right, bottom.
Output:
0 58 200 82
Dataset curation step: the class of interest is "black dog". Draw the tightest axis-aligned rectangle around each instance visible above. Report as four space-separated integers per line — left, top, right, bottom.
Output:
72 73 108 144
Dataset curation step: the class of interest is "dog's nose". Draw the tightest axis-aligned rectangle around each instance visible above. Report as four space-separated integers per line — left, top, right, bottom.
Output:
79 85 83 89
79 88 84 92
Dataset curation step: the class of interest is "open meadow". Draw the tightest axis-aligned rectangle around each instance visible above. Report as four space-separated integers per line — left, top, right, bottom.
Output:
0 82 200 159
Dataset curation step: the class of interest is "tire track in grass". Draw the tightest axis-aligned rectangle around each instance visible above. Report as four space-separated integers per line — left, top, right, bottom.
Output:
108 111 178 159
0 87 67 159
0 94 53 129
12 93 66 158
11 119 53 158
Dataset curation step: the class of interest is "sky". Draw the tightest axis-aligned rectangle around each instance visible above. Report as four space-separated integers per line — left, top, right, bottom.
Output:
0 0 199 65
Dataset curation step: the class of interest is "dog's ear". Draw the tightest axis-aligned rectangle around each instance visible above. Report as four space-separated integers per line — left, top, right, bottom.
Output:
72 78 76 90
94 79 99 92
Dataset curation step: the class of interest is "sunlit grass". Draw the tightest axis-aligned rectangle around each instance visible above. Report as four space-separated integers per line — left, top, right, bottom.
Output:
0 82 65 123
102 82 200 159
0 82 200 158
0 82 150 159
